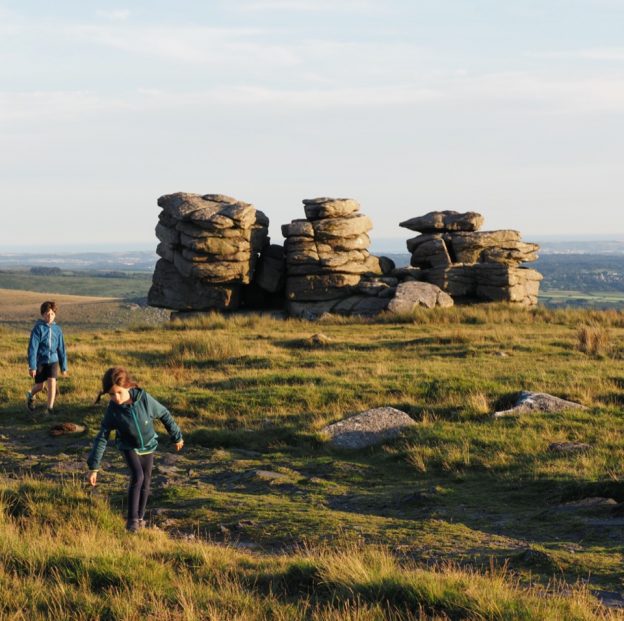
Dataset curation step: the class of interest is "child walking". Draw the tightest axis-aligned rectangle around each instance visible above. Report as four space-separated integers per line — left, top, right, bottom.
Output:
87 367 184 532
27 300 68 415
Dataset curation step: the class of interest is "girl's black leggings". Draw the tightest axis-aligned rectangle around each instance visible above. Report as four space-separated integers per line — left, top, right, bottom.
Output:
122 450 154 523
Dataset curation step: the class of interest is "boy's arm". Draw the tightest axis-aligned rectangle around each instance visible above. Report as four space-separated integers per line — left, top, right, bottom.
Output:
87 409 115 471
146 393 183 443
27 326 39 371
57 328 68 372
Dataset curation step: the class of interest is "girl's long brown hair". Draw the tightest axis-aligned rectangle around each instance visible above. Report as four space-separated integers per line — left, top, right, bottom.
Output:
95 366 139 403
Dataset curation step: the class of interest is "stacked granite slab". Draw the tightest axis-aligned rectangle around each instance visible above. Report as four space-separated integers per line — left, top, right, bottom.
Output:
399 211 542 305
283 198 396 317
148 192 269 311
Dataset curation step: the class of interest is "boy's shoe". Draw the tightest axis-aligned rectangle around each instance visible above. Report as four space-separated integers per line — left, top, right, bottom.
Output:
126 519 140 533
46 408 57 416
26 392 35 412
138 519 147 529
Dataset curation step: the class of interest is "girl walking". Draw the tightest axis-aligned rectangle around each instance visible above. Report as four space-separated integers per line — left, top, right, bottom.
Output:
87 367 184 532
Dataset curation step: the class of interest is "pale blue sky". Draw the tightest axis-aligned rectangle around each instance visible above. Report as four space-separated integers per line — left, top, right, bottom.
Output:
1 0 623 250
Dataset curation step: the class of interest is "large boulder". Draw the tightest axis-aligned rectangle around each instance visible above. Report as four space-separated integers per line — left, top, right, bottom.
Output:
387 281 454 313
400 211 484 233
447 230 537 265
286 273 362 301
322 407 417 449
493 391 587 418
303 198 361 220
407 234 452 268
312 214 373 239
148 259 240 310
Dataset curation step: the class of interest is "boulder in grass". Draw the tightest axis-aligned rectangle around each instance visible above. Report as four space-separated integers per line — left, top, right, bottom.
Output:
493 391 587 418
387 281 453 313
548 442 592 454
322 407 416 449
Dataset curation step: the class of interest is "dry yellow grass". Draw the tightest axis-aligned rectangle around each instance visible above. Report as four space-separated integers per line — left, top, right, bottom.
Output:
0 287 119 321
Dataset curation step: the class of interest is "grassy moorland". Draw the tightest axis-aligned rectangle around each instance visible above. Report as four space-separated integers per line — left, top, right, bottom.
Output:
1 293 624 619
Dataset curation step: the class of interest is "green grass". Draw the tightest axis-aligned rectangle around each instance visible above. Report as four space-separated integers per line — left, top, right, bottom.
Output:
1 304 624 618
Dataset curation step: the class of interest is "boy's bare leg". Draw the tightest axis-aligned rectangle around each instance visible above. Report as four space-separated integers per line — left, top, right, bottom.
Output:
46 378 57 410
30 382 45 397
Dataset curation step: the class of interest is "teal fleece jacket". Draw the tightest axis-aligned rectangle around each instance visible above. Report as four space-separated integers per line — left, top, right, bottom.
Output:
28 319 67 371
87 388 182 471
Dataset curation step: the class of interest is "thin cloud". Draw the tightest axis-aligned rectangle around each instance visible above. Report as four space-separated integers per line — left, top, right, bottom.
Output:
235 0 379 12
95 9 131 21
529 47 624 61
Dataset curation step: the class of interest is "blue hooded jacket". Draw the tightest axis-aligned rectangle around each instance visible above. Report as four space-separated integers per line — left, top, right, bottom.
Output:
87 387 183 471
27 319 67 371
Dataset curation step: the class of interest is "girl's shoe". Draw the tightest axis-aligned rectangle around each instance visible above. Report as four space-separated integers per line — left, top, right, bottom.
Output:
26 392 35 412
126 519 140 533
138 519 147 529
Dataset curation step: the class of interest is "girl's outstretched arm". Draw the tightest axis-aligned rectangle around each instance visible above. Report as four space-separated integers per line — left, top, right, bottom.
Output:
87 409 115 471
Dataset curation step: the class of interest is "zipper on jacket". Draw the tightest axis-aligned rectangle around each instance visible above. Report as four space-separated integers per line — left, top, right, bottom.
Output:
48 324 52 355
130 405 146 450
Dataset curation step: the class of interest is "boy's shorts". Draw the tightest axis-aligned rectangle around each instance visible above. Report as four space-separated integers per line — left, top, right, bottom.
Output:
34 363 59 384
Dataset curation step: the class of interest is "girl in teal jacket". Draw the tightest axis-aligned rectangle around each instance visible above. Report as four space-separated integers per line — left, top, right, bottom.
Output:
87 366 183 532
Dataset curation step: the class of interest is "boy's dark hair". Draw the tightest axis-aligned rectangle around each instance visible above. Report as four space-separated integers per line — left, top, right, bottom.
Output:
40 300 58 315
95 366 140 403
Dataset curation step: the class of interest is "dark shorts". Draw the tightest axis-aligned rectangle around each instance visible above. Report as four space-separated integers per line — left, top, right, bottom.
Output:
34 363 59 384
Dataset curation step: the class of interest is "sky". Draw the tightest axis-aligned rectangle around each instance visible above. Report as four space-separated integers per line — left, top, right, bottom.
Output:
1 0 623 251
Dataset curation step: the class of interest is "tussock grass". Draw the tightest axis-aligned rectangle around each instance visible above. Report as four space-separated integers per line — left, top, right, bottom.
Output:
0 478 614 621
168 333 246 365
577 323 612 357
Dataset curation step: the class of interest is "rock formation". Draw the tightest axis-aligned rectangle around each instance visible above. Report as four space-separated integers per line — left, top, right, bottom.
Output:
148 193 269 311
283 198 402 317
400 211 542 305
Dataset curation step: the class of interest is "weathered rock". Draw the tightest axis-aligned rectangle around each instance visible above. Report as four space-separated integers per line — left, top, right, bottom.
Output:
423 265 477 297
155 222 180 245
317 234 370 252
286 273 362 301
548 442 592 454
357 277 398 296
312 214 373 239
331 296 389 315
173 252 252 283
400 211 484 233
156 242 176 263
181 248 251 264
176 220 250 239
408 234 452 268
473 265 542 305
493 391 587 418
303 198 360 220
447 230 530 264
148 259 240 310
158 192 213 220
281 220 314 238
322 407 416 449
254 245 285 293
180 234 251 256
387 281 454 313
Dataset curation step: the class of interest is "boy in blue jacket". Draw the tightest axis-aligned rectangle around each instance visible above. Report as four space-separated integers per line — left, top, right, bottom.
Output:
27 300 68 415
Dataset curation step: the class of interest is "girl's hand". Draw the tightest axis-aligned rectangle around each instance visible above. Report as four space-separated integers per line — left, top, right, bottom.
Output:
175 440 184 451
88 471 98 486
29 369 36 379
